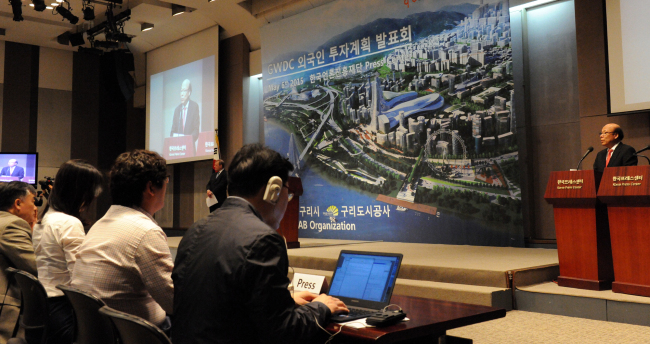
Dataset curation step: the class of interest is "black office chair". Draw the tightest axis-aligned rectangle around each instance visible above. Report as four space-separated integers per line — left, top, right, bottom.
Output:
5 267 48 344
56 285 117 344
98 306 171 344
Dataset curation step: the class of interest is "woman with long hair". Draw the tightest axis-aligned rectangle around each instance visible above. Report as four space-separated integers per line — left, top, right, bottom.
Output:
33 159 103 344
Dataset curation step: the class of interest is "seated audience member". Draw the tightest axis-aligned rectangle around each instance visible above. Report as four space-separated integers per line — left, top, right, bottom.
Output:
172 144 348 344
0 182 38 342
33 160 103 344
71 150 173 329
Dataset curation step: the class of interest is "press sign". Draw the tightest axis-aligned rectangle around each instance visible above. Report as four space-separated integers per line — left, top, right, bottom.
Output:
292 273 329 294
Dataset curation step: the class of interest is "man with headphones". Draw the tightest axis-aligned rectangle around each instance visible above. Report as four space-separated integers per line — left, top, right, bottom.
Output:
172 144 348 344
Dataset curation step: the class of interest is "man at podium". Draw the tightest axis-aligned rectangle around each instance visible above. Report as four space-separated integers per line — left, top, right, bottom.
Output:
593 123 637 173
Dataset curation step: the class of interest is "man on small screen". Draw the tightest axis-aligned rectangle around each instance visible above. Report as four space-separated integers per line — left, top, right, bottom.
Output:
593 123 638 172
0 160 25 179
170 79 200 143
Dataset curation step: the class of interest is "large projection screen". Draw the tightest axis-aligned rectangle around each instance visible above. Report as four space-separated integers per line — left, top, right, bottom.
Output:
146 26 219 164
606 0 650 114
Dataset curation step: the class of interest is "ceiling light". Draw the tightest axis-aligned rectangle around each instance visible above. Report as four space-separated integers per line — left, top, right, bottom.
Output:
171 4 185 16
141 22 153 31
69 32 85 46
83 6 94 20
29 3 33 5
94 40 119 49
9 0 23 21
105 32 131 43
51 2 57 5
56 4 79 24
46 5 52 8
509 0 556 12
32 0 45 11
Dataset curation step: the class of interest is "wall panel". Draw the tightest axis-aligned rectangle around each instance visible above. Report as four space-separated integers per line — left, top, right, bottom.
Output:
39 48 73 91
36 88 72 175
2 42 39 152
193 160 212 221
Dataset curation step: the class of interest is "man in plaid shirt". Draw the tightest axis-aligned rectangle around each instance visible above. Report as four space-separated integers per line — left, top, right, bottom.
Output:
71 150 173 329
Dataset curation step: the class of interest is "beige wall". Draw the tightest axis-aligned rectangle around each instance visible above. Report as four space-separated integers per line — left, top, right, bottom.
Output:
39 47 73 91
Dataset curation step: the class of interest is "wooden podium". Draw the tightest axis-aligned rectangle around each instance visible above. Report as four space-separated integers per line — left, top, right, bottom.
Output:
278 176 303 249
597 166 650 296
163 136 195 160
544 170 613 290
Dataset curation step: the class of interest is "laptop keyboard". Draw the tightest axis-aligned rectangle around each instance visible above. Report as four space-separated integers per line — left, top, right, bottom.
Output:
346 307 376 317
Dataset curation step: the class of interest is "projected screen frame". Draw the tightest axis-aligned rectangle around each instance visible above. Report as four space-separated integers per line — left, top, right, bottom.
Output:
146 26 219 165
606 0 650 114
0 152 39 186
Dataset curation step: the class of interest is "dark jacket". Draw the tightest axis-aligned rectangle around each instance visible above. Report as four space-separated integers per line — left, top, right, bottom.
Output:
170 99 200 143
206 169 228 212
172 198 331 344
593 142 638 173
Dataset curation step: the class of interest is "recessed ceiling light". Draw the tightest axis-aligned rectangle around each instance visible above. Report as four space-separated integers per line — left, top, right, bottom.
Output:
29 3 34 6
509 0 556 12
141 22 154 31
171 4 185 16
46 6 52 9
51 3 58 5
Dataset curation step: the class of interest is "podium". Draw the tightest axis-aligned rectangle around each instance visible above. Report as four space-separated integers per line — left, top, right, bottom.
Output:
597 166 650 296
544 170 613 290
277 176 303 249
163 136 195 160
195 131 215 157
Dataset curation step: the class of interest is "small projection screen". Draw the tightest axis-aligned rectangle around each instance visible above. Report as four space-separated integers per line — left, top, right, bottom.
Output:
146 26 219 164
606 0 650 114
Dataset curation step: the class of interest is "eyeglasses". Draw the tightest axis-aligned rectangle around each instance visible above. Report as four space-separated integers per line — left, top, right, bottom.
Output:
283 185 294 202
599 131 614 136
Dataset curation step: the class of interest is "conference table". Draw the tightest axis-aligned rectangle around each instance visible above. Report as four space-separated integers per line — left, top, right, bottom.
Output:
325 294 506 343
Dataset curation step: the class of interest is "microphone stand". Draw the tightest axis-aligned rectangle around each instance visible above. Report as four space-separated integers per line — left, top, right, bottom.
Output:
576 148 593 171
636 155 650 165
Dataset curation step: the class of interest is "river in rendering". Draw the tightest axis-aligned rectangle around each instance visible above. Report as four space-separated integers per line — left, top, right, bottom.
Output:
265 122 524 247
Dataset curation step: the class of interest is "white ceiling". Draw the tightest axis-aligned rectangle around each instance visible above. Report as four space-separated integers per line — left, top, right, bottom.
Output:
0 0 334 54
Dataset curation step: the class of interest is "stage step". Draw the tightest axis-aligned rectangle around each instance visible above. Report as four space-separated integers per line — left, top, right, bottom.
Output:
516 282 650 327
288 241 558 289
289 267 512 310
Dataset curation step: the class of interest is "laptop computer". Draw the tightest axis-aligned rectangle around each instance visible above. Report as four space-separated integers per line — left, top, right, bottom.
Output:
327 250 403 323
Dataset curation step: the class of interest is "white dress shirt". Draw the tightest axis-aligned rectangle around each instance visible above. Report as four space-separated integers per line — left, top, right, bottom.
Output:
33 209 85 298
71 205 174 326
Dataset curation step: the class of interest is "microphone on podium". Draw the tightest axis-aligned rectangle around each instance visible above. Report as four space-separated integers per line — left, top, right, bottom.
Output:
575 146 594 171
634 145 650 155
634 145 650 164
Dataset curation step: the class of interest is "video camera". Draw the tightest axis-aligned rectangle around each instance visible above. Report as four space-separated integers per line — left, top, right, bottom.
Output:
35 177 54 206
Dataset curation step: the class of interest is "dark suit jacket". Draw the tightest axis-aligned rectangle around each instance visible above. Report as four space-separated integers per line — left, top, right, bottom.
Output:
170 100 200 143
0 211 37 342
206 169 227 212
593 142 638 173
171 198 331 344
0 166 24 179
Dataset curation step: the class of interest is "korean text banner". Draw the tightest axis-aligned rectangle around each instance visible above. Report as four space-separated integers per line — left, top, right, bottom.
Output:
261 0 523 247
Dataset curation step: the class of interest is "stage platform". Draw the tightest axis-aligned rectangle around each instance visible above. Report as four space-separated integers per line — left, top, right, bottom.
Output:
287 239 560 311
167 237 650 326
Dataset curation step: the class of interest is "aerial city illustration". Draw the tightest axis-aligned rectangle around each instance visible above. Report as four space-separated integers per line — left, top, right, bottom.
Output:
263 0 523 245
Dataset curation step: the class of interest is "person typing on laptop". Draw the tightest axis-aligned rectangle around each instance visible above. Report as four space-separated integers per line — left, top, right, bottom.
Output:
172 144 348 344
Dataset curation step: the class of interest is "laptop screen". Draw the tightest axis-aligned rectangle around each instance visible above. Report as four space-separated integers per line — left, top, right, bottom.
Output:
328 251 402 304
